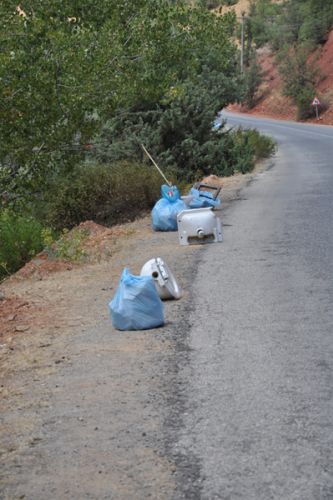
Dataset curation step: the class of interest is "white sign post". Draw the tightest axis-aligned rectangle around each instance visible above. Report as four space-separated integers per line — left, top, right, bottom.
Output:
311 97 321 120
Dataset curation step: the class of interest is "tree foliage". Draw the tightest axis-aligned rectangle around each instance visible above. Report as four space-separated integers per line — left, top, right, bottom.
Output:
278 45 320 120
90 69 246 181
246 0 333 51
0 210 44 279
0 0 240 206
242 56 262 109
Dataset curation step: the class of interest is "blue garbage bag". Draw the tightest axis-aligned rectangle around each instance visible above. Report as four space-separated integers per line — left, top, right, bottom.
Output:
152 185 186 231
109 268 164 331
188 188 221 209
151 198 186 231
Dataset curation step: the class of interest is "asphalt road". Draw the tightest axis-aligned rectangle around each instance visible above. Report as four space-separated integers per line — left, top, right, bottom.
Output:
171 113 333 499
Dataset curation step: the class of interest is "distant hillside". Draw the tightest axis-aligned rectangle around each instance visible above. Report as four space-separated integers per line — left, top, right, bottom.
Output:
219 0 333 124
229 30 333 125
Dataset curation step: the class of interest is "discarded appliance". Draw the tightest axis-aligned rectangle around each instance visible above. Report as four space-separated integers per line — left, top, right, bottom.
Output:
177 207 222 246
140 257 182 300
109 268 164 330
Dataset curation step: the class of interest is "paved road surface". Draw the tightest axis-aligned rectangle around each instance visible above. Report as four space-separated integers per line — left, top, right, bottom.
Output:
173 113 333 499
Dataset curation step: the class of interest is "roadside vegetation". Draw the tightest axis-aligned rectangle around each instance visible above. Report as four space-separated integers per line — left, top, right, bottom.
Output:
0 0 275 279
238 0 333 119
0 211 44 278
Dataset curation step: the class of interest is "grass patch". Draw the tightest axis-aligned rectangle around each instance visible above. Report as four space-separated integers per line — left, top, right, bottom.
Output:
42 227 89 262
0 211 44 280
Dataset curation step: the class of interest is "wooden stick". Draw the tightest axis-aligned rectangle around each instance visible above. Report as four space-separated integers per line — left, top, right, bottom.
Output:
141 144 172 186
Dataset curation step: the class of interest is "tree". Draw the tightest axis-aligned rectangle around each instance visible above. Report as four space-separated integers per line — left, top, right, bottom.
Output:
279 45 320 120
246 0 282 49
242 55 262 109
0 1 241 206
88 6 242 179
299 0 333 45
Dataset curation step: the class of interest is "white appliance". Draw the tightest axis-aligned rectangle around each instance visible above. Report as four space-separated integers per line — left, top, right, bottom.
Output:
177 207 222 245
140 257 182 300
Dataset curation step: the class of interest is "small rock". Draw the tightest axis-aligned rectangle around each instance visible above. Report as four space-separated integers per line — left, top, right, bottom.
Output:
8 314 17 321
0 290 5 301
15 325 30 332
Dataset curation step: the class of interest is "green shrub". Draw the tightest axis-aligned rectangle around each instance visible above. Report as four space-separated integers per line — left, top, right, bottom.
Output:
295 87 317 120
46 161 163 230
227 128 276 174
245 129 276 160
51 228 89 261
279 45 320 121
0 211 44 280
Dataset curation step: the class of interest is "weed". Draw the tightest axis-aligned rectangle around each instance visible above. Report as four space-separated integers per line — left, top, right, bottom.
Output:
52 228 89 262
0 210 44 280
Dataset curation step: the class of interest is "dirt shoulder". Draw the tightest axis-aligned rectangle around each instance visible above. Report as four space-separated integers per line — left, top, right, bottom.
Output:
0 163 271 500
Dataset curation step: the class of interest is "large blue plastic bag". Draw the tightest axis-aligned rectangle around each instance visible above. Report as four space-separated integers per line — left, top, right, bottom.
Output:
109 268 164 330
151 184 186 231
188 188 221 209
151 197 186 231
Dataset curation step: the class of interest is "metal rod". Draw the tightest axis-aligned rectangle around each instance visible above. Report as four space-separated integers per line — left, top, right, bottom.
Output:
141 143 172 186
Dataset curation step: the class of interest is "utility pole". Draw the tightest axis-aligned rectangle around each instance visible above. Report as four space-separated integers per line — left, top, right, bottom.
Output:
240 11 245 74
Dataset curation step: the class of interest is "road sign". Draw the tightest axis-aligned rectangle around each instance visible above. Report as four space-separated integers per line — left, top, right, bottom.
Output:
312 97 321 120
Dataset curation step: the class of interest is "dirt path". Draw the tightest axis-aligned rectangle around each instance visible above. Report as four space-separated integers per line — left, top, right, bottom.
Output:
0 166 270 499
